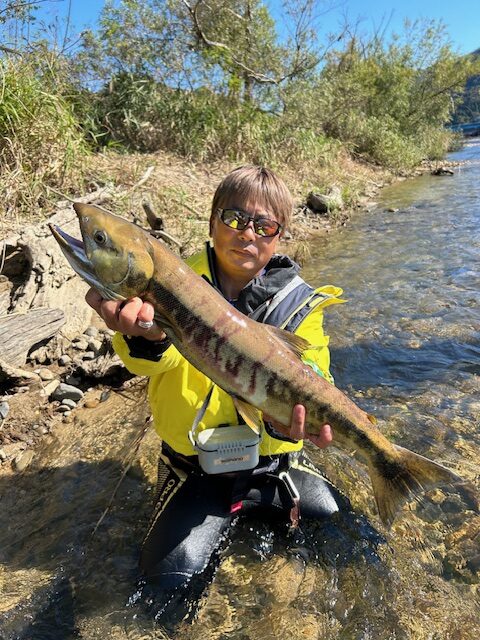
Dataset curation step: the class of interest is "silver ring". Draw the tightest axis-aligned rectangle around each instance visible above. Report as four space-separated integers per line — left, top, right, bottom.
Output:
137 319 154 329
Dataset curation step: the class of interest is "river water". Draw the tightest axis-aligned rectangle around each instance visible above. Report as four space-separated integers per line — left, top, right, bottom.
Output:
1 141 479 639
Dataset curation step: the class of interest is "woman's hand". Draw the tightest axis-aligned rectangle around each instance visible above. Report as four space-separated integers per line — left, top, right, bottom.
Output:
265 404 333 449
85 288 166 342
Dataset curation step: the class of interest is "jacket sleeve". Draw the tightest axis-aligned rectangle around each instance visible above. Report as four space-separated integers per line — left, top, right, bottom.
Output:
112 332 183 377
294 305 334 384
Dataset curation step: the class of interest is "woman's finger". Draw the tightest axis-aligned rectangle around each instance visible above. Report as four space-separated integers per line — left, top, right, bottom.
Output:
307 424 333 449
85 288 103 314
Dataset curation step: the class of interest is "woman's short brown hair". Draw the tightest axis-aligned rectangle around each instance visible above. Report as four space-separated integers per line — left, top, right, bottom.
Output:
210 166 293 235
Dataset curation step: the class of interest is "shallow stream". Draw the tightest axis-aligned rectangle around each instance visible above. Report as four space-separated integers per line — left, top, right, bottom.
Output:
1 141 479 639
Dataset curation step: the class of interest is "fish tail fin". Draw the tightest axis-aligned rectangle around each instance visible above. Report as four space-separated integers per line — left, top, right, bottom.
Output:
368 445 461 526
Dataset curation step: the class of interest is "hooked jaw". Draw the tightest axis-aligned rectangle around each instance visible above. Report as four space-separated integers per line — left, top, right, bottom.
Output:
48 220 124 302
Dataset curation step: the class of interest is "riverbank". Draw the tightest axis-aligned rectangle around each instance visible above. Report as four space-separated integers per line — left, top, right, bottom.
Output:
0 149 466 476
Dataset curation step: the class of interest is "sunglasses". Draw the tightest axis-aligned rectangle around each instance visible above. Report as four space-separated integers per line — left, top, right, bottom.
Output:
217 208 282 237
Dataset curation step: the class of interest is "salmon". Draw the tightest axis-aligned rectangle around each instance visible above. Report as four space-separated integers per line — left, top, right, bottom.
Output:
50 203 462 525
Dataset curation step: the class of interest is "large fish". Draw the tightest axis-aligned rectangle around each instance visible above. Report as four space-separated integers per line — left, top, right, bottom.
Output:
50 203 461 525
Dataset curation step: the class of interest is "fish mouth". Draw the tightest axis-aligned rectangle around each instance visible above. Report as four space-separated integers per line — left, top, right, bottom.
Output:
49 224 123 301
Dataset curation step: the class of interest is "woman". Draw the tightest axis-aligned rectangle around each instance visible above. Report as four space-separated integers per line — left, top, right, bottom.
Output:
86 165 347 616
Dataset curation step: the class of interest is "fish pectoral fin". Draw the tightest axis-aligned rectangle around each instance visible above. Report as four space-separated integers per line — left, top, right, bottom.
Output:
266 326 312 358
232 397 262 435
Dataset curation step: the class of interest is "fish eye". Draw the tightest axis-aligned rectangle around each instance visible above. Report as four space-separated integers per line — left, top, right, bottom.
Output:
94 230 107 245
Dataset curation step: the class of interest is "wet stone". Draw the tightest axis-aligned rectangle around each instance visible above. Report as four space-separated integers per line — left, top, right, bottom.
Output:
51 383 84 403
13 449 34 472
442 496 464 514
0 401 9 421
65 375 81 386
467 554 480 574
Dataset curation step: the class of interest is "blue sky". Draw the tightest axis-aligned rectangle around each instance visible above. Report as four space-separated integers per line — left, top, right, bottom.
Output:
38 0 479 55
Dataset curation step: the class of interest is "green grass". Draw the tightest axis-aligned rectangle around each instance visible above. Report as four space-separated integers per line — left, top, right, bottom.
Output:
0 57 88 223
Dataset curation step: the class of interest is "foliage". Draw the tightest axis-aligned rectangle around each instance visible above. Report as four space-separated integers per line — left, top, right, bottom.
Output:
0 53 88 220
315 20 475 169
0 1 478 221
78 70 336 168
451 49 480 124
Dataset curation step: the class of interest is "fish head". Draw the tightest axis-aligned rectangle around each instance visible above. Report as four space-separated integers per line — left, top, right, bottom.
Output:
50 202 155 301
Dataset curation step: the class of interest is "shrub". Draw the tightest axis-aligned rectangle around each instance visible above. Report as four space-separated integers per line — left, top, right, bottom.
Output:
82 72 339 169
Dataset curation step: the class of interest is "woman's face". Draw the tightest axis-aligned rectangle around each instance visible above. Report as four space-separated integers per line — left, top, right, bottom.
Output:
211 200 281 281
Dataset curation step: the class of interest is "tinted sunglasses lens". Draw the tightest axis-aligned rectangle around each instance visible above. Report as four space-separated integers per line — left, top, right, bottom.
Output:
254 219 279 237
220 209 249 230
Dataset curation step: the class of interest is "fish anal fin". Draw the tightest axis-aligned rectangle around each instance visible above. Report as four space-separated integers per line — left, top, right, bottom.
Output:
232 397 262 435
267 326 312 358
368 444 462 527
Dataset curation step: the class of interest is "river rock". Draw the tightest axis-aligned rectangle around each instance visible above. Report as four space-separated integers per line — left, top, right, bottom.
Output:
57 404 72 413
0 401 9 421
58 354 72 366
61 398 77 410
38 368 55 381
84 326 99 338
51 383 84 403
432 166 454 176
42 379 60 397
73 338 89 351
29 345 49 364
84 398 100 409
13 449 35 472
307 187 344 214
87 338 103 354
82 351 96 361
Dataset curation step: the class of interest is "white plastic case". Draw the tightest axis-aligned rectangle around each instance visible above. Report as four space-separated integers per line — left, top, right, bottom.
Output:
194 424 260 474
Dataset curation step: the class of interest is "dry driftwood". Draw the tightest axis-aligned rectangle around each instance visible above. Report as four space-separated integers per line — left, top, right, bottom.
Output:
0 190 117 344
0 308 65 366
0 358 41 384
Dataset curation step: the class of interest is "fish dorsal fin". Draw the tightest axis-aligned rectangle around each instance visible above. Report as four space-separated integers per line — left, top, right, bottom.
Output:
232 396 262 435
266 325 312 358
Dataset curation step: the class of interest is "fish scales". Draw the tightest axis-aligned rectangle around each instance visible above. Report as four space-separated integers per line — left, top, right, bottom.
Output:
49 202 467 526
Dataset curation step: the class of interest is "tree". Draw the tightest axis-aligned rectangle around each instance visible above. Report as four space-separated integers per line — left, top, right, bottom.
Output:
78 0 341 107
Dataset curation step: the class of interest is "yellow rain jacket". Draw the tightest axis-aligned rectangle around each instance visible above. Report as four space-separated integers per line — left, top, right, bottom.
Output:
113 243 343 457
